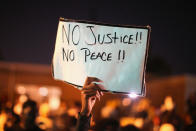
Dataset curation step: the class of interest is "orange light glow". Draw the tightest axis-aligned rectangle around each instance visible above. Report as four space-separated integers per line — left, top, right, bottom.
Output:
159 123 175 131
13 103 22 115
39 87 48 96
16 85 26 94
67 108 78 117
39 103 50 117
122 98 132 106
120 117 135 127
0 112 7 131
19 95 28 103
120 117 144 129
101 106 115 118
135 98 150 112
164 96 174 111
134 118 144 129
49 96 60 110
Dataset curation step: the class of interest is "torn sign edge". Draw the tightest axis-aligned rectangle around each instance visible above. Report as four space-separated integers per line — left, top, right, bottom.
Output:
51 17 151 96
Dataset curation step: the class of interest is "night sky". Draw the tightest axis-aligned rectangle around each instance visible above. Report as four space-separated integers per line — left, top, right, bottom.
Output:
0 0 195 75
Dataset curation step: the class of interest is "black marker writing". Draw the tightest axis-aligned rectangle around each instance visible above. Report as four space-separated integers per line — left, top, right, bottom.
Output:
85 26 96 45
62 24 80 46
72 25 80 45
84 30 142 45
62 24 70 44
112 32 119 44
62 48 75 61
80 48 112 62
140 32 142 41
118 49 125 62
98 34 105 44
105 34 112 44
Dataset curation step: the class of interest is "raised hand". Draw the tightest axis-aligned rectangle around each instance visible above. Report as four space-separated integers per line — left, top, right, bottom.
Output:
80 77 105 116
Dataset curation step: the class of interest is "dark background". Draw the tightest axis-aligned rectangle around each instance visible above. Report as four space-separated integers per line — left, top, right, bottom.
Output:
0 0 195 75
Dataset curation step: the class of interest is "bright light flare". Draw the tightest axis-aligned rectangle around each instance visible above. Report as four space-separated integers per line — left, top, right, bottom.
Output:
128 93 138 98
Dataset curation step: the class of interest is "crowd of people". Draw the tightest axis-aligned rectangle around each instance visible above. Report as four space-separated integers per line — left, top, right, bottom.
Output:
0 77 196 131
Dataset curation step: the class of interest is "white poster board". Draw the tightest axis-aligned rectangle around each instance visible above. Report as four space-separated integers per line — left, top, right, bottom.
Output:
52 18 151 95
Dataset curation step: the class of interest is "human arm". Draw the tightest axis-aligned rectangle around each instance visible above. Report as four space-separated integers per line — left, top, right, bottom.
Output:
76 77 104 131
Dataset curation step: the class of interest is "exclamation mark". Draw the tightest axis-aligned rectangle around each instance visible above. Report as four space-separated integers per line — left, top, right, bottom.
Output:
140 32 142 40
118 50 121 61
140 32 142 44
122 50 125 62
118 50 125 62
136 32 138 41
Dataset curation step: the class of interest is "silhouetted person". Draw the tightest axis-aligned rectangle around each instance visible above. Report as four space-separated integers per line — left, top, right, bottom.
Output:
95 118 120 131
6 99 43 131
160 110 182 131
4 107 20 131
185 92 196 131
121 125 140 131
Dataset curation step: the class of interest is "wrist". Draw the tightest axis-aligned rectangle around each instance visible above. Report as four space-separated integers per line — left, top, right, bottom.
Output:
81 108 91 117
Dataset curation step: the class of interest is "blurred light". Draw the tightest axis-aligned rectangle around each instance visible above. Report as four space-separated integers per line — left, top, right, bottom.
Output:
16 85 26 94
153 116 160 126
134 118 144 129
49 96 60 110
159 123 175 131
101 106 115 118
39 87 48 96
19 95 28 103
120 117 144 129
164 96 174 111
0 112 7 130
58 102 67 115
39 103 50 117
122 98 132 106
128 93 138 98
136 98 150 112
36 116 53 130
120 117 135 127
67 108 78 117
13 103 22 115
106 99 121 108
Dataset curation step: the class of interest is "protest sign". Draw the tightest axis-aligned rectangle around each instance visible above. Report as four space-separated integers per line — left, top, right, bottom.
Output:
52 18 151 95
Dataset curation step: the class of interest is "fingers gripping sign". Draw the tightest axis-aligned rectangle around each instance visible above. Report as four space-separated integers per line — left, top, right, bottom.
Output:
81 77 104 116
